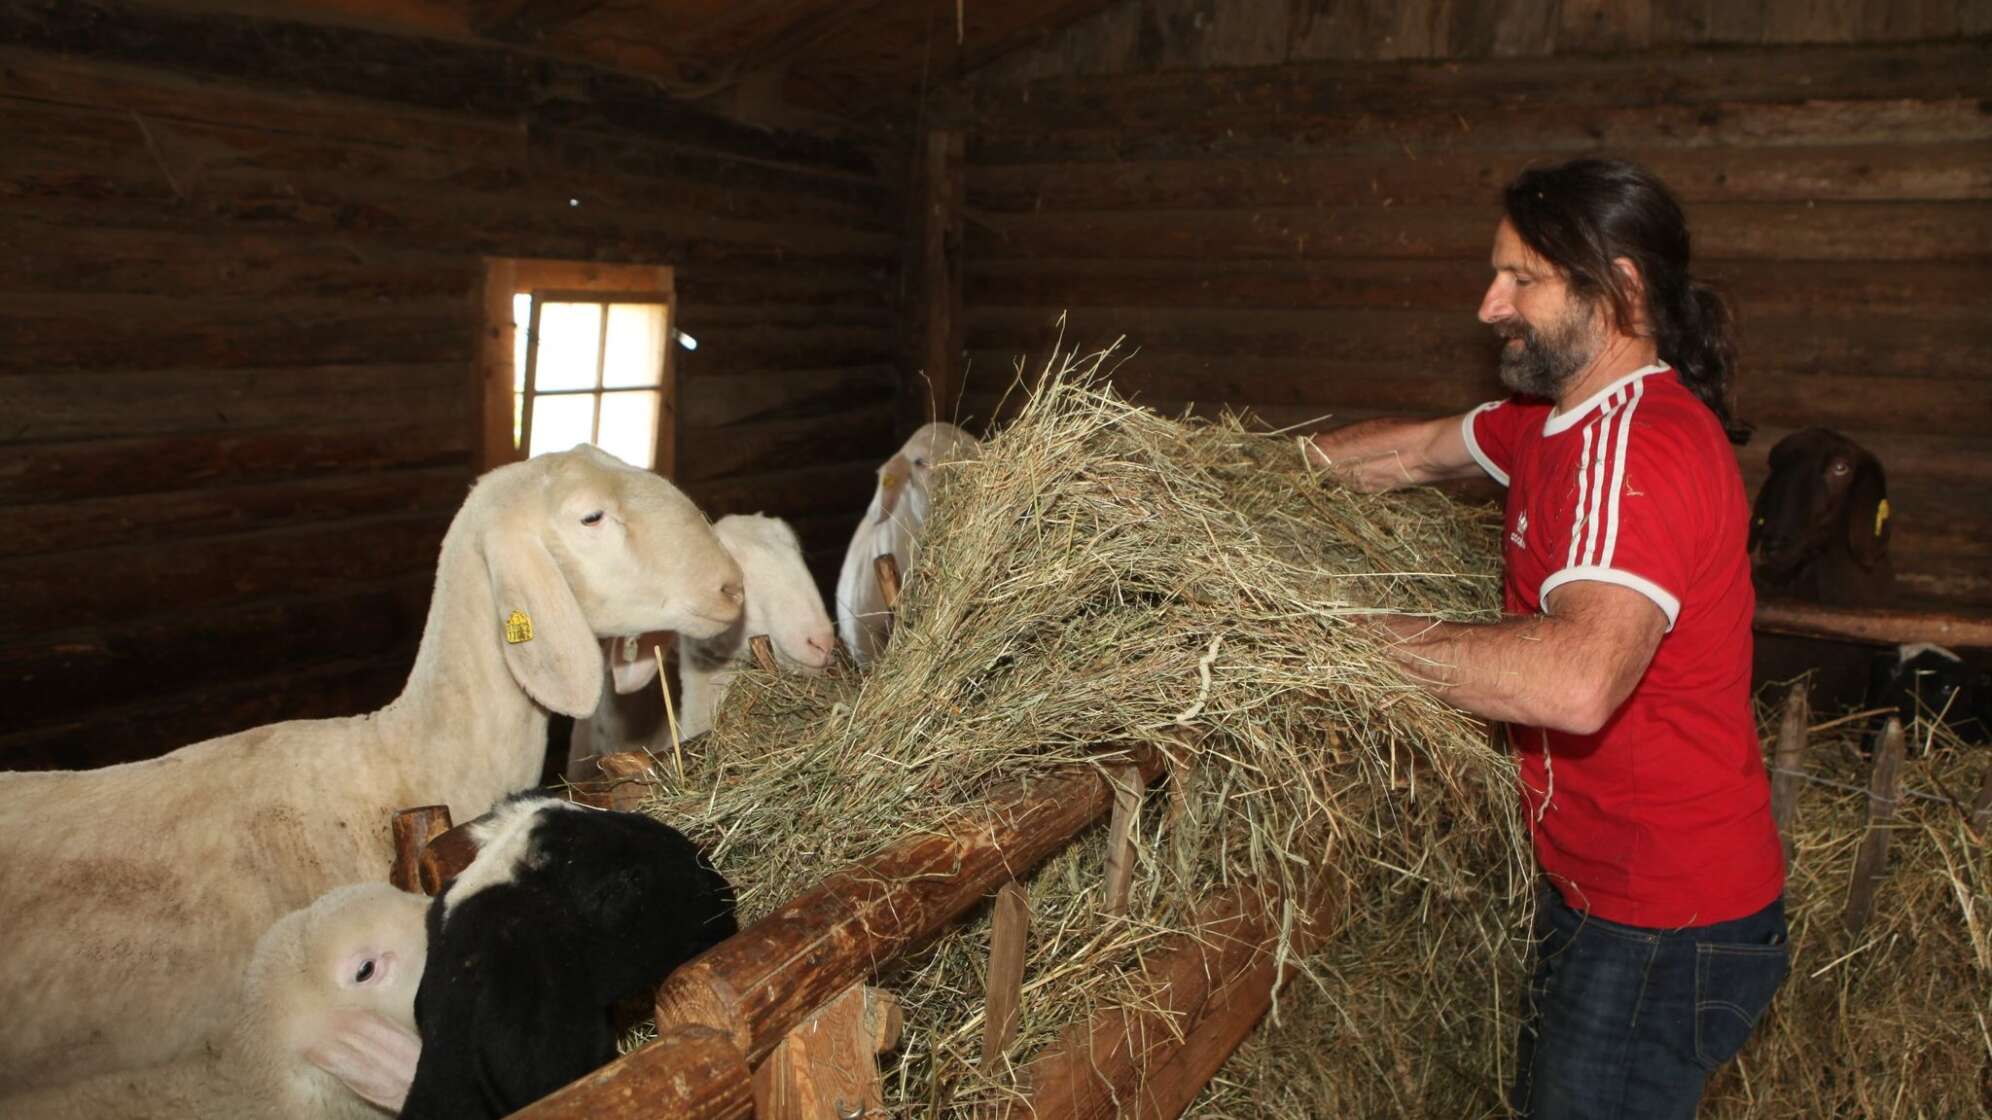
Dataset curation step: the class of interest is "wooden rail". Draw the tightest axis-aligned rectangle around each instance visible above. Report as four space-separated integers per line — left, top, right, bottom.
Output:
1754 598 1992 649
496 745 1165 1119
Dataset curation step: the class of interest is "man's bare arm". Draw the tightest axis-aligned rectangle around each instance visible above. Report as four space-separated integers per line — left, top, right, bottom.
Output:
1304 415 1484 492
1369 581 1667 735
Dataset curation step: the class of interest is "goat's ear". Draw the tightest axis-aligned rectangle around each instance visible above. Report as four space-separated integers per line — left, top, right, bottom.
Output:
485 519 605 717
1843 459 1891 571
300 1008 421 1112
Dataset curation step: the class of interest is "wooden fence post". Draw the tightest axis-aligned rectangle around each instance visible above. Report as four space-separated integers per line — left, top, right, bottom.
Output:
389 805 453 893
982 881 1031 1066
1769 681 1810 862
753 983 902 1120
1843 718 1906 936
1103 763 1144 916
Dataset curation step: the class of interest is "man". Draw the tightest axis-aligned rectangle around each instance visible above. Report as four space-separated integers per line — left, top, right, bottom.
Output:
1308 159 1787 1119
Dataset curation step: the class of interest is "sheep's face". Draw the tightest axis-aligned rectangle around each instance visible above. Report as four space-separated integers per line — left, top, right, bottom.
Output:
545 446 744 642
876 422 981 521
251 883 430 1050
715 514 836 671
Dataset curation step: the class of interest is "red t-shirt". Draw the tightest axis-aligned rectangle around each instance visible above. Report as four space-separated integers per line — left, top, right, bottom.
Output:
1463 364 1784 927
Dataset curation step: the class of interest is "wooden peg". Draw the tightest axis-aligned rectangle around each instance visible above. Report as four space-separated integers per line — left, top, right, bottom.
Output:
419 820 481 897
389 805 453 893
1969 761 1992 838
1103 763 1144 916
1769 681 1810 861
750 635 779 674
597 751 661 812
982 881 1031 1066
873 553 902 613
1843 718 1906 936
752 983 902 1119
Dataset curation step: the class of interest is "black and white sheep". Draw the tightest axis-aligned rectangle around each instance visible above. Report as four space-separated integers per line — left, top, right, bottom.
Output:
0 882 428 1119
399 793 737 1120
0 445 745 1092
1866 643 1991 750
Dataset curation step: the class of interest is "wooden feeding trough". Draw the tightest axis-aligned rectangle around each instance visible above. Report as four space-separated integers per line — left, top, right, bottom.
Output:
385 552 1341 1118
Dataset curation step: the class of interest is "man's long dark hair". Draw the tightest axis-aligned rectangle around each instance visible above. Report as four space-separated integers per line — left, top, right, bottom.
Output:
1503 159 1747 443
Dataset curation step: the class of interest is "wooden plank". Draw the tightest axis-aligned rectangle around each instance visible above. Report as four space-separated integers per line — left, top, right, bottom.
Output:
654 747 1165 1065
0 363 469 444
969 97 1992 164
751 983 901 1120
950 41 1992 132
0 577 433 732
963 306 1992 384
0 652 412 771
1769 681 1810 863
1 466 469 558
0 223 476 302
1754 600 1992 649
1843 718 1906 935
983 881 1031 1067
0 0 873 174
969 202 1992 262
0 296 472 374
676 366 895 429
967 142 1992 212
511 1024 753 1120
969 257 1992 315
0 513 451 634
0 421 471 504
681 463 881 518
1102 762 1144 916
679 323 897 374
676 408 897 485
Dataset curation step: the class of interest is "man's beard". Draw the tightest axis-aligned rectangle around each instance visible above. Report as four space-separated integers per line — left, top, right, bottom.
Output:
1494 303 1598 399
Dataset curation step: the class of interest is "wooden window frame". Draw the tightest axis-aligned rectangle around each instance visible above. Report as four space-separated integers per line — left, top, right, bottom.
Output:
477 258 678 477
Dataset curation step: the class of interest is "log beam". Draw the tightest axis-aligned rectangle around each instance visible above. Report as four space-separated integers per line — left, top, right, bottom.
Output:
1753 599 1992 649
389 805 453 894
655 746 1163 1065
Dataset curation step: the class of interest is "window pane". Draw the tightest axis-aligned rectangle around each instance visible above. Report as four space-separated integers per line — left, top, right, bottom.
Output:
596 390 659 470
512 391 524 450
527 393 595 459
511 293 533 392
532 302 603 392
602 303 666 388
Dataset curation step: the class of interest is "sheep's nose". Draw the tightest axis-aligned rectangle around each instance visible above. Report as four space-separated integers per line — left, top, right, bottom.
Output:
805 633 835 667
720 581 745 605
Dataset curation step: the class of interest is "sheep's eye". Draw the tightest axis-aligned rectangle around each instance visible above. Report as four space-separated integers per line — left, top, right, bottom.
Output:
581 510 605 526
354 959 377 984
913 457 928 468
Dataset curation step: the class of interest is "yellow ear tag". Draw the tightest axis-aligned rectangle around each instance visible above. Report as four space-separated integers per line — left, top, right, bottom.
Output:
1874 499 1890 538
880 473 900 490
504 610 534 644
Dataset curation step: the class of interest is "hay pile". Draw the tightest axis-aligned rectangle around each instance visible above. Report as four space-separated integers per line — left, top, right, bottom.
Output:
637 348 1534 1113
1183 706 1992 1119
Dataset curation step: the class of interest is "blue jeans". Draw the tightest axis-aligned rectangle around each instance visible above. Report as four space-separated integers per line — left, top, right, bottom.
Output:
1511 884 1789 1119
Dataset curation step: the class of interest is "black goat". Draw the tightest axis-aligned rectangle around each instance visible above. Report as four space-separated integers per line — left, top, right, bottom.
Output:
1749 427 1893 606
1866 644 1992 751
400 794 737 1120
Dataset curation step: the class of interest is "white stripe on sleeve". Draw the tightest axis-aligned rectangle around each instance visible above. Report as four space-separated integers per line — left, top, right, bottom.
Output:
1598 378 1646 567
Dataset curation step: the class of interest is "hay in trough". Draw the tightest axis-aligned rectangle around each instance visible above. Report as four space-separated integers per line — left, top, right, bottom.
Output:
639 345 1534 1112
1182 702 1992 1119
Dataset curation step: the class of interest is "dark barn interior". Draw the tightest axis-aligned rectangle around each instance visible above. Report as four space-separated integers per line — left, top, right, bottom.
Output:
1 2 1990 1116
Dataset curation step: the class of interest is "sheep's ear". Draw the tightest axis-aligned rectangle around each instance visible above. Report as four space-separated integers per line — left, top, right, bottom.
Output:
300 1008 421 1112
878 454 912 519
609 632 669 695
1844 460 1891 571
486 522 605 717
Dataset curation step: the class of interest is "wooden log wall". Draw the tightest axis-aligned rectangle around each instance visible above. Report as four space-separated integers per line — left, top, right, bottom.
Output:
0 0 900 770
944 13 1992 610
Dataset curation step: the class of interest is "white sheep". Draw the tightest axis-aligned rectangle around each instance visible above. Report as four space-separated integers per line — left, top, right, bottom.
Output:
0 445 744 1093
568 514 835 773
835 422 981 666
0 882 429 1119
